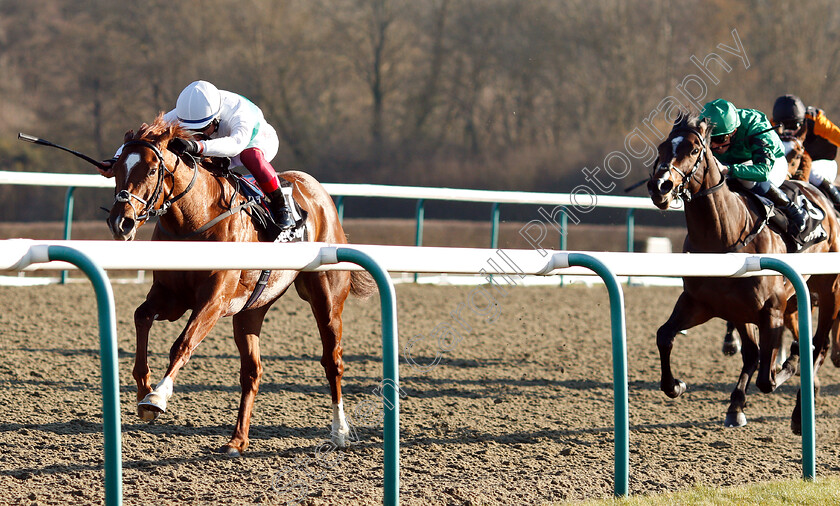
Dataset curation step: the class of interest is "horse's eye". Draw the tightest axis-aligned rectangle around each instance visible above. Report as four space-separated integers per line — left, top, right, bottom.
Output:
148 168 157 176
691 148 700 156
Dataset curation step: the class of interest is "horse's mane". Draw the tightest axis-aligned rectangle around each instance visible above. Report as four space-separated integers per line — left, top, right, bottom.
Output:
672 113 711 143
127 112 192 145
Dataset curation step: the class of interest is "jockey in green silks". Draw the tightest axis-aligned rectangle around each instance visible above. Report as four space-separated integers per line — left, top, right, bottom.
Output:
701 98 808 236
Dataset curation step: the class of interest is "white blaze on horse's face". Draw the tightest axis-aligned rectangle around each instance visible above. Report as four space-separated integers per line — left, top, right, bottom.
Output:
671 136 684 159
782 140 796 156
124 152 141 183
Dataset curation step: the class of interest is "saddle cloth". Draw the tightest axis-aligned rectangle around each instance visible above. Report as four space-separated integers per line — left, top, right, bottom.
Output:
237 173 308 243
760 181 827 252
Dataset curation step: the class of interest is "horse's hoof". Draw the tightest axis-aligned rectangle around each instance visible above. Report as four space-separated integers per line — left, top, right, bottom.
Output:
663 379 687 399
331 430 349 449
221 445 242 458
137 405 161 421
722 337 741 356
138 392 167 420
724 412 747 428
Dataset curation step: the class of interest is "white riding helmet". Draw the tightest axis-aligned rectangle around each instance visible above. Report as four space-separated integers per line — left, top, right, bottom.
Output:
175 80 222 129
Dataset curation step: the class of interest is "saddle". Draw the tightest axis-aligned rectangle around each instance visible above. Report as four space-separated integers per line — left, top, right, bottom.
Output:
234 173 308 243
730 179 827 252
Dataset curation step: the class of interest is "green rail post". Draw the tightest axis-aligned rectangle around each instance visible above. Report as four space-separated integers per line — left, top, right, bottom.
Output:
490 203 500 249
558 209 568 287
559 208 568 251
60 187 77 284
626 208 635 252
334 248 399 506
757 257 815 480
47 245 122 505
413 199 425 283
566 253 628 496
335 195 345 224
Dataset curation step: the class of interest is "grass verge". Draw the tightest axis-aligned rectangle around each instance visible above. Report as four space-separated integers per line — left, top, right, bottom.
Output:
569 476 840 505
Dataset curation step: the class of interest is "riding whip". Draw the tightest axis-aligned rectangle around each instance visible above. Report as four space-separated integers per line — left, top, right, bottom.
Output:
17 133 106 169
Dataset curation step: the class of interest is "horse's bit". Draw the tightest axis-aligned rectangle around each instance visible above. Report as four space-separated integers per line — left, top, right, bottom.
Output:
114 140 198 221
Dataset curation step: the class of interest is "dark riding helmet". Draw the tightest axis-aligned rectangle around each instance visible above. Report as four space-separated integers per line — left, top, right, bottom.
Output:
772 94 806 128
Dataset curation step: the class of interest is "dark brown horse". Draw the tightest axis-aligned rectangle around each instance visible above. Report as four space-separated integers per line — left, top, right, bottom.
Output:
106 114 375 456
720 131 813 357
647 114 840 433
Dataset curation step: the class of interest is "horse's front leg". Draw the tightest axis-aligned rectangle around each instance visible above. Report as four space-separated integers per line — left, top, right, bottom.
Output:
657 292 712 398
138 276 235 420
222 304 272 457
133 284 188 421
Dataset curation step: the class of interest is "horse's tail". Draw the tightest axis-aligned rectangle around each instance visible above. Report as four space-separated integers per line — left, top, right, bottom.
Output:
350 270 377 299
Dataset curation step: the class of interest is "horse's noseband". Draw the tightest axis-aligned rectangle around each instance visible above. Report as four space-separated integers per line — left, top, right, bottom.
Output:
114 140 197 221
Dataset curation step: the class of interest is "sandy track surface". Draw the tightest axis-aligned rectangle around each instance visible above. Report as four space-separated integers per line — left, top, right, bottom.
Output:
2 281 839 504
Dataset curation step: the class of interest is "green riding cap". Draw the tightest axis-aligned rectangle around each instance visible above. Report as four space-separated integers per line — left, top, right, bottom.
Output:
701 99 741 136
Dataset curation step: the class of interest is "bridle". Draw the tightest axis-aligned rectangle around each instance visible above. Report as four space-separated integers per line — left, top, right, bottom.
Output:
655 126 724 203
114 140 198 221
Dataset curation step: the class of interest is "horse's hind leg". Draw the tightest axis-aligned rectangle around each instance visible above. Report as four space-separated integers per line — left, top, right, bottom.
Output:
295 271 353 448
779 308 800 377
725 323 759 428
722 321 741 356
222 304 271 457
831 312 840 368
133 284 187 421
791 277 838 434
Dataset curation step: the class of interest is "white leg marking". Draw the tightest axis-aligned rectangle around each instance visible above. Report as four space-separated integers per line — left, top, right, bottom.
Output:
138 376 174 420
331 401 350 448
155 376 174 400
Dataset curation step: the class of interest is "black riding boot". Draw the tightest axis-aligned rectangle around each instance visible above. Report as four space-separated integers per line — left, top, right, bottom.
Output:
267 188 296 230
817 178 840 213
765 185 808 236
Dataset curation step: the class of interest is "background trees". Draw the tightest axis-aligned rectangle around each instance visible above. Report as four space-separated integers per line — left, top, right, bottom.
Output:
2 0 840 220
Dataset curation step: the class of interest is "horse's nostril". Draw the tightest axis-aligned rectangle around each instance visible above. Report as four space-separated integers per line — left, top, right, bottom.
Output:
657 179 673 194
120 217 136 235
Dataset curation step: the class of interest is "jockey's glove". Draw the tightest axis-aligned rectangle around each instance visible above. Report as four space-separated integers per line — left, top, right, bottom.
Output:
168 137 202 156
97 157 118 178
806 106 823 120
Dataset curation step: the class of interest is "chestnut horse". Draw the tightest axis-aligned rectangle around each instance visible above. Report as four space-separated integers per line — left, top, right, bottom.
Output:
647 114 840 433
106 114 375 456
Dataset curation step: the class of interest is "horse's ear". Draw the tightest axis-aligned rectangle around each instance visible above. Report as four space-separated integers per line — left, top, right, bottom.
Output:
697 117 710 135
123 129 135 143
674 111 688 126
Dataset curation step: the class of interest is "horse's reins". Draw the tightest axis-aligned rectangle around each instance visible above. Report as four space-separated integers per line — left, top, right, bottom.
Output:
665 127 766 251
116 140 259 239
115 140 198 221
120 146 273 311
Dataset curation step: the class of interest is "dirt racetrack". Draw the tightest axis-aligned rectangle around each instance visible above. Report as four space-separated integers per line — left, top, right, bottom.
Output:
2 280 840 505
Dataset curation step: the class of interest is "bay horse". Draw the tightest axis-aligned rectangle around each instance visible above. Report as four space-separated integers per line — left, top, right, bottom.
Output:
106 114 375 456
647 114 840 433
720 131 813 357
